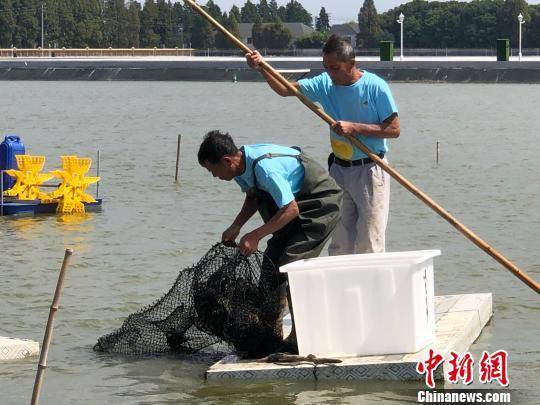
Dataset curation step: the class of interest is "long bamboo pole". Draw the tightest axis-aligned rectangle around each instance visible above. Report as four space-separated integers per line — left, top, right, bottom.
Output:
184 0 540 294
31 249 74 405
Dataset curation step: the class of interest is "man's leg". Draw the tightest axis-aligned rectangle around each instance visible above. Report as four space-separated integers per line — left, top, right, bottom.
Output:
353 161 390 253
328 164 358 255
261 240 288 339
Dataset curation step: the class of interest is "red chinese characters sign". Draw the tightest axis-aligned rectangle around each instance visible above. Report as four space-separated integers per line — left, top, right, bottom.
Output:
416 349 509 387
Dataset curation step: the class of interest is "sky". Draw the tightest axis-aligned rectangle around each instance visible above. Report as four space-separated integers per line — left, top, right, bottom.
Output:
171 1 540 24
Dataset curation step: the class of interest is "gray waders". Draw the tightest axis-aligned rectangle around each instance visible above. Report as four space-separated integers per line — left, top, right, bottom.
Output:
251 148 343 351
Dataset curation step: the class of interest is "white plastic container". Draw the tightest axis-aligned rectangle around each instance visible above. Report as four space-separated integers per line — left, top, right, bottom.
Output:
280 250 441 358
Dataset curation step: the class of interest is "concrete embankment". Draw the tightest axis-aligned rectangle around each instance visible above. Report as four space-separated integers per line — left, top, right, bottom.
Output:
2 57 540 82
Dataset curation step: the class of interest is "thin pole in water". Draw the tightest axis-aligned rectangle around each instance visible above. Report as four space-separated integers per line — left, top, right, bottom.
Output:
96 150 100 199
175 134 182 183
436 141 440 164
30 249 74 405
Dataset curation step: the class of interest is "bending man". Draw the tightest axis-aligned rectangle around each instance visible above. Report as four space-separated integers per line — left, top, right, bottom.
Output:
198 130 342 351
246 35 400 254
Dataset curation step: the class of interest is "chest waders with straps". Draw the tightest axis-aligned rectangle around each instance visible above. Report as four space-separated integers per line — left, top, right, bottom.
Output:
250 147 343 348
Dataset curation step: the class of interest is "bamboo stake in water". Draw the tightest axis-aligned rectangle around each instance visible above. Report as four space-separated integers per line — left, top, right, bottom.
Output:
96 150 100 199
31 249 74 405
184 0 540 294
436 141 440 164
175 134 182 183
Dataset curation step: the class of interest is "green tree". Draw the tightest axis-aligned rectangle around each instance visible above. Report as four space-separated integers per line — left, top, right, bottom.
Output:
229 5 240 24
41 0 61 48
215 12 239 49
205 0 221 20
253 22 291 49
252 20 263 46
357 0 380 48
268 0 279 22
498 0 530 46
229 12 240 41
528 5 540 47
103 0 129 48
156 0 175 47
191 13 214 49
12 0 40 47
126 0 141 47
458 0 502 47
0 0 16 47
140 0 160 47
57 0 77 47
72 0 103 47
378 0 506 48
284 0 312 26
179 5 195 47
295 30 330 48
315 7 330 32
277 5 287 22
258 0 272 22
240 0 259 23
169 2 184 47
421 2 462 48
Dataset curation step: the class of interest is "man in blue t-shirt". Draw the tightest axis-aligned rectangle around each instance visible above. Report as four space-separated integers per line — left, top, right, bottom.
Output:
198 130 342 351
246 34 400 254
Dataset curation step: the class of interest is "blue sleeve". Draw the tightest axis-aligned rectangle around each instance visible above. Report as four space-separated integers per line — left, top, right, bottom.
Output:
258 171 295 208
298 73 326 104
234 177 249 192
374 79 398 122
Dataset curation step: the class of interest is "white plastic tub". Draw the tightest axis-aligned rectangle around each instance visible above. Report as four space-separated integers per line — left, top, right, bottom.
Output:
280 250 441 358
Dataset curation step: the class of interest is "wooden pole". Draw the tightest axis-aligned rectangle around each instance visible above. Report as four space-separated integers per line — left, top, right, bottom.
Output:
175 134 182 183
436 141 440 164
31 249 74 405
185 0 540 294
96 150 100 199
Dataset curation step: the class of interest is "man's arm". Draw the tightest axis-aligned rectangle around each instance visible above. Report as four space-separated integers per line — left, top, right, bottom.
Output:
238 200 300 256
332 113 400 139
246 51 299 97
222 191 258 244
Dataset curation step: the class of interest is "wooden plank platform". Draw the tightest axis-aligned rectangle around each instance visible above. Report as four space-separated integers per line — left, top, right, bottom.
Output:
206 293 492 381
0 336 39 361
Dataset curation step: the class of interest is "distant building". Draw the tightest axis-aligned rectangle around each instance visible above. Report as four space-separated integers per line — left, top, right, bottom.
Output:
238 23 315 47
330 23 360 48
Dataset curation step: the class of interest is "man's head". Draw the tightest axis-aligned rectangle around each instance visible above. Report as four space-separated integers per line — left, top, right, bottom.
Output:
198 130 242 181
322 35 358 85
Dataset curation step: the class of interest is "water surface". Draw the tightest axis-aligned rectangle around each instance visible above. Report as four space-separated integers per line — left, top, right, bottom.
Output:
1 81 538 403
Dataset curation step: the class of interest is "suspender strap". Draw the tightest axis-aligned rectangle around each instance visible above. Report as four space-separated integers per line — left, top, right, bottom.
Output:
251 152 301 172
251 151 302 189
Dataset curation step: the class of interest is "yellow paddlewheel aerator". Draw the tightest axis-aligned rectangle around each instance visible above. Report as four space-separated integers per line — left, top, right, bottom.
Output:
47 155 100 214
4 154 101 215
3 155 53 200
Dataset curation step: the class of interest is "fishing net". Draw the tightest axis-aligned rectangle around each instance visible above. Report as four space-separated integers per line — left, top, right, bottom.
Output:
93 243 287 358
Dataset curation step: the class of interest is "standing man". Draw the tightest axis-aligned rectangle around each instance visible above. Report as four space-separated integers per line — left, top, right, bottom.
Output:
198 130 342 351
246 34 400 254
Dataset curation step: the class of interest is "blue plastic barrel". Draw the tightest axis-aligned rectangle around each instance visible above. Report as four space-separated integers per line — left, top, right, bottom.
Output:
0 135 25 191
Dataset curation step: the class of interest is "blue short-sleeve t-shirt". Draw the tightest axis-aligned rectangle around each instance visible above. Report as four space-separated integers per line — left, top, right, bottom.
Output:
298 71 398 160
234 144 305 208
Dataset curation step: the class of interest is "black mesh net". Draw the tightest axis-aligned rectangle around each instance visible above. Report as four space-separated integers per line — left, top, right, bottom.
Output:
94 243 286 358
